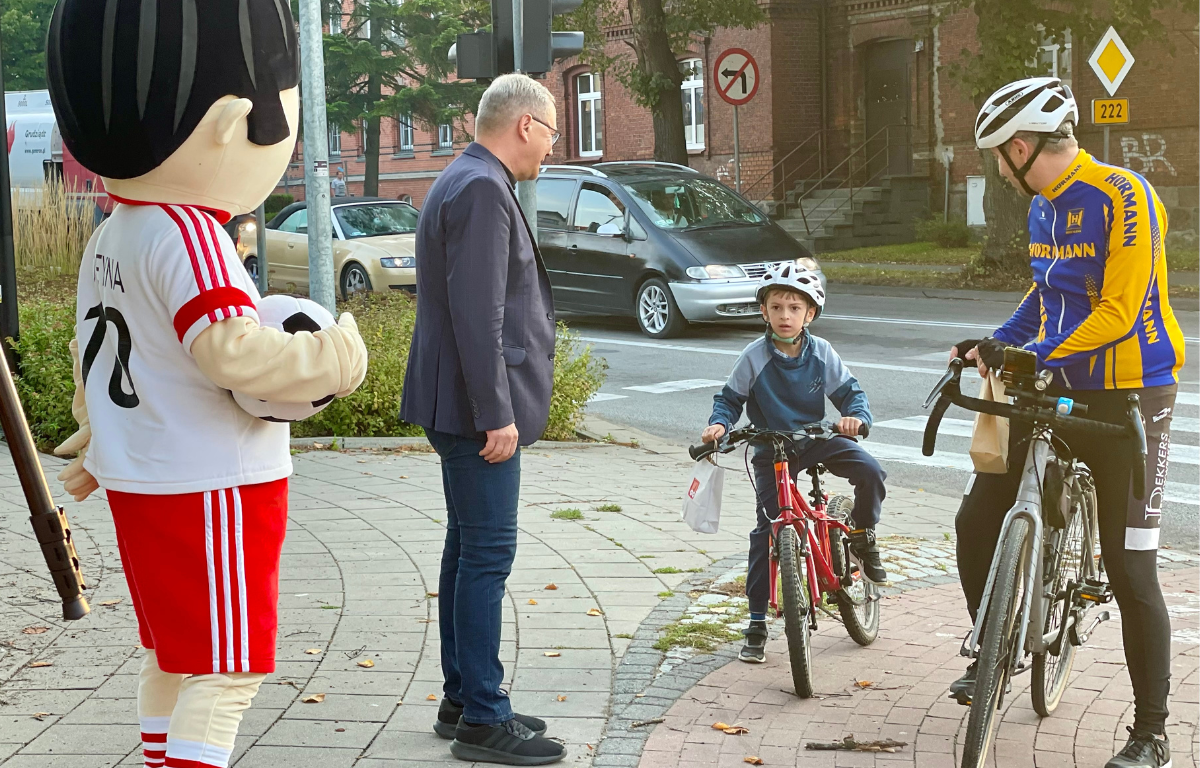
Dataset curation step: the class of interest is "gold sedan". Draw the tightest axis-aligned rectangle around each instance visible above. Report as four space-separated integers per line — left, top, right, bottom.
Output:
237 198 418 298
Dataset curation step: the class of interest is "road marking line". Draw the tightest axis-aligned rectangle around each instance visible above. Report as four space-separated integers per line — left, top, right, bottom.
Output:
587 393 628 403
1176 392 1199 407
1172 416 1200 434
862 442 1199 505
623 379 726 394
877 416 974 438
821 313 1199 344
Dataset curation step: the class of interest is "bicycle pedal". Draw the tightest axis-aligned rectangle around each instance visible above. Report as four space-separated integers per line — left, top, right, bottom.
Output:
1079 579 1113 604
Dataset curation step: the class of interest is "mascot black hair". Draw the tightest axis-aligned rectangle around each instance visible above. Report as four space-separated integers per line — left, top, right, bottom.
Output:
47 0 300 180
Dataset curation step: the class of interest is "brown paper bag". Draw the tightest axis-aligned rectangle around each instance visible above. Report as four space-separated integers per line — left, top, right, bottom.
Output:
970 373 1009 474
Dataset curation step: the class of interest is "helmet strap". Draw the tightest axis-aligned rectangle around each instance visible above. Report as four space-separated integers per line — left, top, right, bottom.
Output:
998 135 1050 197
768 327 806 345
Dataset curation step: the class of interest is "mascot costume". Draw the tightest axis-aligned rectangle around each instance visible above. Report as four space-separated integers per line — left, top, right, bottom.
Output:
45 0 368 765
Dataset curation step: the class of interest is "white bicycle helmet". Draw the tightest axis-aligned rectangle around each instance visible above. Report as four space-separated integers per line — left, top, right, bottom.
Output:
756 262 825 319
975 77 1078 194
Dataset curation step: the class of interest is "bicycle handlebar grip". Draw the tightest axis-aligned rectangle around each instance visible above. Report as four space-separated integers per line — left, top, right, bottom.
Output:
689 442 716 461
923 396 952 456
858 423 870 438
1128 394 1147 501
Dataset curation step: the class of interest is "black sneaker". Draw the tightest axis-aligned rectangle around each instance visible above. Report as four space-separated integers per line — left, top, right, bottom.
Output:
739 621 768 663
848 528 887 583
948 661 977 705
1106 727 1172 768
450 717 566 765
434 699 547 740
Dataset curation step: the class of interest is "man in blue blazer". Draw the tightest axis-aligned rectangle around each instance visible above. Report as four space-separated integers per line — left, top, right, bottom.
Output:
400 74 562 766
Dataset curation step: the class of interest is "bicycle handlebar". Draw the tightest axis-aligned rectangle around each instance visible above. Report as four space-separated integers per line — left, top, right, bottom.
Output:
688 421 869 462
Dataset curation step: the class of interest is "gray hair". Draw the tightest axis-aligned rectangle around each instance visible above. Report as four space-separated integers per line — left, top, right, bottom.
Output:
475 73 555 136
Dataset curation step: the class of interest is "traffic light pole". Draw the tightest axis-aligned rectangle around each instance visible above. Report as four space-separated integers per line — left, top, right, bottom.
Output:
0 43 19 368
298 0 337 314
511 0 540 245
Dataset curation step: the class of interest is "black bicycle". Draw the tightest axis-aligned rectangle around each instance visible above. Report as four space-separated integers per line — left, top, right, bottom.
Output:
923 348 1147 768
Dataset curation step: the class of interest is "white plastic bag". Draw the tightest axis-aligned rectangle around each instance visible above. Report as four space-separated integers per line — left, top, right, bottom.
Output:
682 458 724 534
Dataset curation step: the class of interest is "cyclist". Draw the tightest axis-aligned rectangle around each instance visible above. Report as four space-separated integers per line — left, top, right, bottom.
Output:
700 263 888 663
949 77 1184 768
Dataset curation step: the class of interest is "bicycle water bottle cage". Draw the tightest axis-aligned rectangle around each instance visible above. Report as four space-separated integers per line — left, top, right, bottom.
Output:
1001 347 1038 389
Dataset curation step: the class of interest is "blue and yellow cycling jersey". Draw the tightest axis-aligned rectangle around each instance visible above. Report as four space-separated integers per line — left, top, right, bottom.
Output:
993 149 1186 390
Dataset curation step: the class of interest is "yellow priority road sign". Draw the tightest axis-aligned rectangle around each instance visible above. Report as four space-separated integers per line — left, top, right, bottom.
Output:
1088 27 1135 96
1092 98 1129 125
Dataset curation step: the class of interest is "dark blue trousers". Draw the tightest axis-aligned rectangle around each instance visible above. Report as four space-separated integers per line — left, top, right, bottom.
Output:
426 428 521 725
746 436 886 616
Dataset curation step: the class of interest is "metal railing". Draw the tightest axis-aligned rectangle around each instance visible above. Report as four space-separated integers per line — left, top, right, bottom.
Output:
740 128 831 211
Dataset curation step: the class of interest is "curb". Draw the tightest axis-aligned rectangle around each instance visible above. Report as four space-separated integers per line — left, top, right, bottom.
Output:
288 435 603 451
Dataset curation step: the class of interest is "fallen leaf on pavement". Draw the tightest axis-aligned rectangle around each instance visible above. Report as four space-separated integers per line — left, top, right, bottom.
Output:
416 619 433 623
744 758 764 765
854 680 873 688
357 659 375 668
32 712 50 720
29 661 52 668
556 695 567 702
399 475 408 479
543 651 561 657
426 694 438 701
586 744 594 750
99 599 122 606
724 726 750 735
301 693 325 703
586 608 603 616
712 722 731 731
21 627 48 635
544 584 558 590
335 727 346 732
305 649 322 655
426 592 439 598
528 599 538 605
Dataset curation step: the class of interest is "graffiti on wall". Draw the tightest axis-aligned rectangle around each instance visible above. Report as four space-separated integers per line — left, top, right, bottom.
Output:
1120 133 1177 176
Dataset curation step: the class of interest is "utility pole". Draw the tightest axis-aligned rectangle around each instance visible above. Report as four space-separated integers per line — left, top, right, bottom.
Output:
298 0 337 313
511 0 539 244
255 202 269 295
0 42 19 369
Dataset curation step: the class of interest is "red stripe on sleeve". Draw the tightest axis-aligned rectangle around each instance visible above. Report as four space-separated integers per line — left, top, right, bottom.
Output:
159 206 212 319
182 206 225 291
173 286 256 342
202 212 234 287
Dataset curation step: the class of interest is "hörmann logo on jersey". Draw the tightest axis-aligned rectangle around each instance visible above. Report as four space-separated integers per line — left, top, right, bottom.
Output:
1029 242 1097 259
1104 172 1139 246
1065 208 1084 233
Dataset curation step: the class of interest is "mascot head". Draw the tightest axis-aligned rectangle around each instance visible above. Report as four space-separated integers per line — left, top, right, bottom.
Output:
46 0 300 218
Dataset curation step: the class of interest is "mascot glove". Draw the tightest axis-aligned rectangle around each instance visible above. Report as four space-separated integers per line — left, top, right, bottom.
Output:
55 443 100 502
333 312 368 398
53 338 99 501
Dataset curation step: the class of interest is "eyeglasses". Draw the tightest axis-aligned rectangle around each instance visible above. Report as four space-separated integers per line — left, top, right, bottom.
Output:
530 114 560 146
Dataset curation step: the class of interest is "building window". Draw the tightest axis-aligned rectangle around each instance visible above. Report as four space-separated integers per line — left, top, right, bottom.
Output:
328 129 341 156
438 123 454 150
398 115 414 153
576 72 603 157
680 58 705 151
329 7 342 33
360 119 368 156
1034 29 1072 87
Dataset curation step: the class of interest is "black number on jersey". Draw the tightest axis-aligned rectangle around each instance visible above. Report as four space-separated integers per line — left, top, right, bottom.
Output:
81 302 139 409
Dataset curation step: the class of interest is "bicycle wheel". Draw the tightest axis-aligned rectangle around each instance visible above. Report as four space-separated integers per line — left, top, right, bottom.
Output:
827 495 880 646
961 516 1029 768
1031 479 1094 716
778 525 815 698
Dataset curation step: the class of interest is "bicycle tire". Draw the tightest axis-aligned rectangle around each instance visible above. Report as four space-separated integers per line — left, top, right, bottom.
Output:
1031 480 1094 716
778 525 815 698
961 516 1029 768
827 495 880 646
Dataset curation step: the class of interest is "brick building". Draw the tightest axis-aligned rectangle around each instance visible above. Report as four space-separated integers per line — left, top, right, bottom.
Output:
281 2 1198 246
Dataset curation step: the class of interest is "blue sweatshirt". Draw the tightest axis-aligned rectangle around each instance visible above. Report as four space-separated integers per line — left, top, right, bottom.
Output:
709 331 872 442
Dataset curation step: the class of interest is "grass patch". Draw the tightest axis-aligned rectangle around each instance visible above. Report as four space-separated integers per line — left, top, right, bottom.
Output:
657 591 675 599
712 575 747 598
596 503 623 512
653 566 683 574
550 509 583 520
639 555 655 559
686 567 704 573
652 621 742 653
823 241 977 266
614 633 633 639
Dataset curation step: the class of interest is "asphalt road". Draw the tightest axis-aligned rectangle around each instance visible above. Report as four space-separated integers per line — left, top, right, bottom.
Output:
566 289 1200 550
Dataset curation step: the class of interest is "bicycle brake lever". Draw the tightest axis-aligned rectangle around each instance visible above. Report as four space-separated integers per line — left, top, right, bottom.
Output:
924 359 963 409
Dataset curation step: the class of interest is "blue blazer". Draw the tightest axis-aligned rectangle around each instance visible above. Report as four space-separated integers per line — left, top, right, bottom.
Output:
400 143 556 444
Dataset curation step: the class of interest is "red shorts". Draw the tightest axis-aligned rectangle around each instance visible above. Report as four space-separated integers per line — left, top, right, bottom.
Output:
109 479 288 675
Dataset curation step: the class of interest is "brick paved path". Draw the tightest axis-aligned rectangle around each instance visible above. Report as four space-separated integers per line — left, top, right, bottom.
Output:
637 569 1200 768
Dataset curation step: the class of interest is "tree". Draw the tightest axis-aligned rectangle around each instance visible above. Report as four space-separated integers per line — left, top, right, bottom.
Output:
322 0 488 196
564 0 762 164
1 0 57 90
944 0 1192 270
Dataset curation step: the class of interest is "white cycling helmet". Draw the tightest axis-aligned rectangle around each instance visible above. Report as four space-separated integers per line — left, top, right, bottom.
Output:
756 262 825 319
975 77 1078 195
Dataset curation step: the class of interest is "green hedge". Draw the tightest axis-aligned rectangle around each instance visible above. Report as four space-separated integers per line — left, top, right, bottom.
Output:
914 218 972 248
264 193 295 220
12 289 606 451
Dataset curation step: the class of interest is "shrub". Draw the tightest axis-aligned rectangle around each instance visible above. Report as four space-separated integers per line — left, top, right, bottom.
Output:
264 193 295 220
543 323 607 441
914 218 971 248
10 296 78 452
13 181 96 277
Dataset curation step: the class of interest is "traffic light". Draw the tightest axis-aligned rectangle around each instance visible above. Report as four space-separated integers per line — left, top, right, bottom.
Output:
451 0 584 81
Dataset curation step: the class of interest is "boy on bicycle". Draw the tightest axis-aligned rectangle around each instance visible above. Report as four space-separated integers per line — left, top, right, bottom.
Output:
700 263 887 664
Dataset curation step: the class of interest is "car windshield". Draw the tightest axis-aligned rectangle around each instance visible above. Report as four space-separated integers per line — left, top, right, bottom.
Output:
621 178 766 231
335 203 419 238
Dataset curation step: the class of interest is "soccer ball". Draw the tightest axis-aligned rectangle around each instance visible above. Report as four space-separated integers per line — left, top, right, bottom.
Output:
232 295 338 422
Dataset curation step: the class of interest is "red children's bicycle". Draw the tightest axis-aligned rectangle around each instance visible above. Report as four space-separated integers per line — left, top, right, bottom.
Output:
690 422 881 697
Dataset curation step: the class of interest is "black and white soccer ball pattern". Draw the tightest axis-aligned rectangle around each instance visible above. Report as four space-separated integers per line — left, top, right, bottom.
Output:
232 295 338 422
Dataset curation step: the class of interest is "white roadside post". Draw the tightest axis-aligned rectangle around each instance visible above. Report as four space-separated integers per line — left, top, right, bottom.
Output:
298 0 337 313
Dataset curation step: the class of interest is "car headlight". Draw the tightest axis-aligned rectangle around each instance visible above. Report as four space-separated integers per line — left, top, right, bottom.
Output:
796 256 820 272
685 264 746 280
380 256 416 269
242 221 256 234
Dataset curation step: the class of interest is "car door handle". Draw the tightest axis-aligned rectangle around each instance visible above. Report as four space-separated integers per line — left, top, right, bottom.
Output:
567 244 578 250
287 242 295 248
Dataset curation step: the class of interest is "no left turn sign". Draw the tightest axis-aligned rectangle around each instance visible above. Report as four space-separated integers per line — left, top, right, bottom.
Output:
714 48 759 106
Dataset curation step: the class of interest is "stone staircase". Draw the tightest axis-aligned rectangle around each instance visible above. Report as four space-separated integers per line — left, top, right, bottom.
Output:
773 175 930 254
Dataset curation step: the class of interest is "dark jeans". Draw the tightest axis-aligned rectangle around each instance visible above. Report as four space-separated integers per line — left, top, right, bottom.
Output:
425 428 521 725
746 436 887 616
955 385 1176 734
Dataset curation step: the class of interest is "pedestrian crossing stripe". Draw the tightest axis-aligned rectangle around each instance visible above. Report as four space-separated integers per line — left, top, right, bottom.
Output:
623 379 726 394
588 392 628 403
